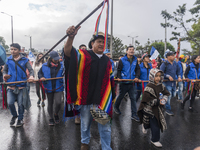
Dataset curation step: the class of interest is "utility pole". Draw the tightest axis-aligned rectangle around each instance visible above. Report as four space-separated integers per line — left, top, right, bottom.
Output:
1 12 14 43
128 36 138 47
25 35 32 52
109 0 113 58
164 10 167 54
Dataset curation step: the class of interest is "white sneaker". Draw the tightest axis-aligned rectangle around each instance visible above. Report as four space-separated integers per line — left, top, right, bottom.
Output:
151 141 162 148
142 124 147 134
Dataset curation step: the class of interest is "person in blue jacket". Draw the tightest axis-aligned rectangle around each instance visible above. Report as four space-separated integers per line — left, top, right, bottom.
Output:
136 53 152 101
104 49 114 71
114 45 140 122
181 55 200 113
3 43 34 127
38 51 64 126
160 51 182 116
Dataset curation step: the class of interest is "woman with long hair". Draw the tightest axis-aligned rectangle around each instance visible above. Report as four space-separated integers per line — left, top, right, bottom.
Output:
32 53 45 107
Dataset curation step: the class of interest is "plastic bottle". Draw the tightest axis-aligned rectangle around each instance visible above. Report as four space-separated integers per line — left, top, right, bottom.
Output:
159 92 166 105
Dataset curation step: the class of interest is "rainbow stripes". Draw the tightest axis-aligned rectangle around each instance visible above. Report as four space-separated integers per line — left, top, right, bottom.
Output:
99 66 113 117
94 1 106 36
75 50 86 105
94 0 109 50
72 49 114 117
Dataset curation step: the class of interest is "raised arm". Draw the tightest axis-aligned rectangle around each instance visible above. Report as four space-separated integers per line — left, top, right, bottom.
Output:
64 26 81 57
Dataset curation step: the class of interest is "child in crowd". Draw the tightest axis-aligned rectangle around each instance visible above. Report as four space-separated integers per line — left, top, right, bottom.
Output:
137 68 170 148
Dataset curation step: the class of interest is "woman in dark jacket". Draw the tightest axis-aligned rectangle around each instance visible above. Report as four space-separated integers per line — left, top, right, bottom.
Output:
181 55 200 113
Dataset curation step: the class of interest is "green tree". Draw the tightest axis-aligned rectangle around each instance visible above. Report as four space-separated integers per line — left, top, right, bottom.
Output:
108 36 126 58
160 0 200 54
188 19 200 53
0 36 9 52
135 39 150 56
182 48 193 55
134 39 174 57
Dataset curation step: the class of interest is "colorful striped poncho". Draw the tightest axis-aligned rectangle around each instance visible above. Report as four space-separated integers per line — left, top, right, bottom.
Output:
63 47 116 118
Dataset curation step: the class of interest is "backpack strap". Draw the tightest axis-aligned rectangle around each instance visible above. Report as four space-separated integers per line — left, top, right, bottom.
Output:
11 59 27 77
164 61 168 73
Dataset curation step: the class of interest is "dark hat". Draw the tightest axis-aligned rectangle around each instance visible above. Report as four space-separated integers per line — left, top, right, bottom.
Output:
166 51 176 57
49 51 60 60
141 53 151 61
88 32 105 49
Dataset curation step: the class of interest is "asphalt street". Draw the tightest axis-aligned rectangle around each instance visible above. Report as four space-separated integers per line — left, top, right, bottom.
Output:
0 83 200 150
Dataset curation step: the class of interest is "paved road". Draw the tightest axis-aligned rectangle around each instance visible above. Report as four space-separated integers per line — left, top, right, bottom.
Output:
0 83 200 150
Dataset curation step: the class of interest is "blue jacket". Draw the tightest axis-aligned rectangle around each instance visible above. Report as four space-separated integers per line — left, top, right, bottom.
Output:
187 62 200 79
110 59 114 72
160 60 181 87
6 55 29 87
40 62 64 93
137 62 152 90
119 55 139 80
177 61 183 78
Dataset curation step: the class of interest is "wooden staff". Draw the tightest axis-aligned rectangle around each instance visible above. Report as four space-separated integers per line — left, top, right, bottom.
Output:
1 78 199 85
114 79 199 83
0 77 63 85
38 0 106 62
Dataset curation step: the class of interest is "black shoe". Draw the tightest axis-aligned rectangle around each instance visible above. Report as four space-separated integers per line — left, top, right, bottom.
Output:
54 115 60 124
16 120 24 128
113 106 121 115
37 99 41 107
49 119 55 126
41 101 45 107
10 116 18 126
181 102 184 110
188 107 198 113
165 110 174 116
131 114 140 122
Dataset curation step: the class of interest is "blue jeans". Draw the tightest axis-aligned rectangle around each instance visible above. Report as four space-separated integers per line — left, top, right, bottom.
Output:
26 82 30 94
7 89 24 120
80 105 112 150
115 83 137 115
164 84 176 110
150 117 160 142
177 82 183 100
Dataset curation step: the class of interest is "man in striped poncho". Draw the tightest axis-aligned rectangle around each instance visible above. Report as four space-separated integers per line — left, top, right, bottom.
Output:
63 26 116 150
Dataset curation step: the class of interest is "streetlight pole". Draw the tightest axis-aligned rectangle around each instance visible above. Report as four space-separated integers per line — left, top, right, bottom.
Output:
128 36 138 47
109 0 113 58
25 35 32 52
1 12 13 43
164 15 167 54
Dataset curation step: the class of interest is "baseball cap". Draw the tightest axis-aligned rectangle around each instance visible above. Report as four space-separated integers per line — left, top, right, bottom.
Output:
49 51 60 60
141 53 151 61
166 51 176 57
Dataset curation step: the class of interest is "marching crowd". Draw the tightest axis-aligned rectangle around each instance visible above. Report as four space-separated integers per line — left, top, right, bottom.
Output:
1 25 200 150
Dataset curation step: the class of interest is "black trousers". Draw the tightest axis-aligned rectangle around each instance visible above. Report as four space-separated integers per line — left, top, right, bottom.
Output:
36 82 45 100
150 117 160 142
183 89 197 107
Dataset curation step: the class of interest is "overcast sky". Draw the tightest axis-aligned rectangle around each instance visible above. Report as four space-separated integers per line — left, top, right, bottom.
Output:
0 0 196 53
